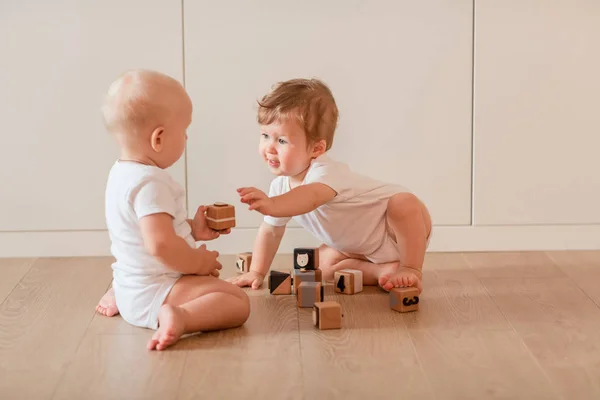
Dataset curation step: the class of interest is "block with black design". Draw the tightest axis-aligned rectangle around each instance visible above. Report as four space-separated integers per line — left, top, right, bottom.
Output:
334 269 363 295
390 287 420 313
313 301 342 330
297 281 323 308
269 270 291 295
292 269 322 294
293 247 319 270
206 202 236 230
236 252 252 273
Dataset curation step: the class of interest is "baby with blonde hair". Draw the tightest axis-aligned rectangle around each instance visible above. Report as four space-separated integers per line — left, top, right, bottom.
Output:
97 69 249 350
229 78 432 294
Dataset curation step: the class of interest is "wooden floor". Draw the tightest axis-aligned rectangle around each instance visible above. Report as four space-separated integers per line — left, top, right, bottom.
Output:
1 251 600 399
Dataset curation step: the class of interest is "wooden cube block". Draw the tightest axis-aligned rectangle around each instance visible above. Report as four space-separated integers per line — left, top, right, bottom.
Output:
292 269 322 294
297 281 323 308
235 252 252 273
313 301 342 330
334 269 363 294
206 202 236 230
293 247 319 270
390 287 420 313
269 270 291 295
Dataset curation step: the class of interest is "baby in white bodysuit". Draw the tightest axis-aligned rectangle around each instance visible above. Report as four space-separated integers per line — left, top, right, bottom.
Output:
97 69 249 351
228 78 432 294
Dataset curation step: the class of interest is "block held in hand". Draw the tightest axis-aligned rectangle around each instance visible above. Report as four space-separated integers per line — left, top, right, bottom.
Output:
206 202 236 230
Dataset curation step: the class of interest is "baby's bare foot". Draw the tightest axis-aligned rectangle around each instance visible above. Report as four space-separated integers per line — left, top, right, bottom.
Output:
147 305 186 351
95 288 119 317
378 266 422 293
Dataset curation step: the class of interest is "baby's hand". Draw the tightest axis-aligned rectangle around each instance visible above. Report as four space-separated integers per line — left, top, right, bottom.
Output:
191 205 231 241
195 244 222 276
227 270 265 290
237 187 275 216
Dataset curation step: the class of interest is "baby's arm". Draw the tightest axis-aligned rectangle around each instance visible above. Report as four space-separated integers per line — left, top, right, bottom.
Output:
140 213 221 276
227 222 285 289
239 183 336 218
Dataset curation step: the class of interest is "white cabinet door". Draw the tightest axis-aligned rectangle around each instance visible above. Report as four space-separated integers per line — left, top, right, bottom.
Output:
184 0 473 227
474 1 600 225
0 1 184 231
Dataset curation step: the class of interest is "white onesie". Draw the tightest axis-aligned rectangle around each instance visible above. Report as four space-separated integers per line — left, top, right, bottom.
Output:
105 161 194 329
264 154 410 263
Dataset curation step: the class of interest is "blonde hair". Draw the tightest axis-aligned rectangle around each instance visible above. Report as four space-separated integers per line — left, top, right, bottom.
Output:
257 78 339 150
101 69 186 136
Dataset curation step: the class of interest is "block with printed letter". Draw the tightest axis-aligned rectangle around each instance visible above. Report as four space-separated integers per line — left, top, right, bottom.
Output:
297 281 324 308
390 287 420 312
293 247 319 270
313 301 342 330
206 202 236 230
334 269 363 294
292 269 322 294
269 270 292 295
235 252 252 273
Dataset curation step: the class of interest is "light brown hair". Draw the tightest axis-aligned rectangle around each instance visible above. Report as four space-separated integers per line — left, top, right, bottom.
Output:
257 78 339 150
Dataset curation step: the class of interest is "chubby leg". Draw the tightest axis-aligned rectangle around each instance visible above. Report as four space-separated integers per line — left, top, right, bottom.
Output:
378 193 432 292
318 244 400 287
148 276 250 351
96 287 119 317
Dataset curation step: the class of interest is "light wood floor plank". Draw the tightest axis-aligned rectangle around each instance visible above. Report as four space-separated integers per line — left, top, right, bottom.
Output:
410 329 558 399
482 276 600 399
176 294 304 400
547 251 600 307
404 253 511 331
0 257 113 400
463 251 566 279
299 285 435 400
52 333 186 400
0 258 35 305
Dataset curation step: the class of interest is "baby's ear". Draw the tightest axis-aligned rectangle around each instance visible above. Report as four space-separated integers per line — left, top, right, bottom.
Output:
311 139 327 157
150 127 165 152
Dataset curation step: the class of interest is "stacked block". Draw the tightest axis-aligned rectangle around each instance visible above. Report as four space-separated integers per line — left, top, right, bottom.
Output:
293 247 319 270
236 252 252 273
206 202 236 230
390 287 420 313
269 270 292 295
297 281 324 308
293 269 322 294
334 269 363 295
313 301 342 330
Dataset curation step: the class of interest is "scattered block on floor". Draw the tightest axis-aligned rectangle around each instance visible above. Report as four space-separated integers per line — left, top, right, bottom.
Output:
313 301 342 330
390 287 420 313
334 269 363 295
297 281 324 308
293 247 319 270
292 269 322 294
269 270 292 295
206 202 236 230
236 252 252 273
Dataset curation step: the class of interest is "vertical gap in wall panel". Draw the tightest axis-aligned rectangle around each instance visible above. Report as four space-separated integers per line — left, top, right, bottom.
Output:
181 0 189 213
469 0 476 226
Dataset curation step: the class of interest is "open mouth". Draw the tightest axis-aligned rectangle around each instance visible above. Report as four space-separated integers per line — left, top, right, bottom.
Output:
268 160 280 167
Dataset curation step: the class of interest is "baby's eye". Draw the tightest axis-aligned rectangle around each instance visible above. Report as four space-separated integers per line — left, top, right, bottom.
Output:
261 133 269 139
278 138 287 145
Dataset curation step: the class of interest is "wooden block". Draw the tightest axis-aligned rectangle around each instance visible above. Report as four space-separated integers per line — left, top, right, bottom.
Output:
390 287 420 312
297 281 323 308
235 252 252 273
334 269 363 294
292 269 322 294
206 202 236 230
313 301 342 330
269 270 291 295
293 247 319 270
